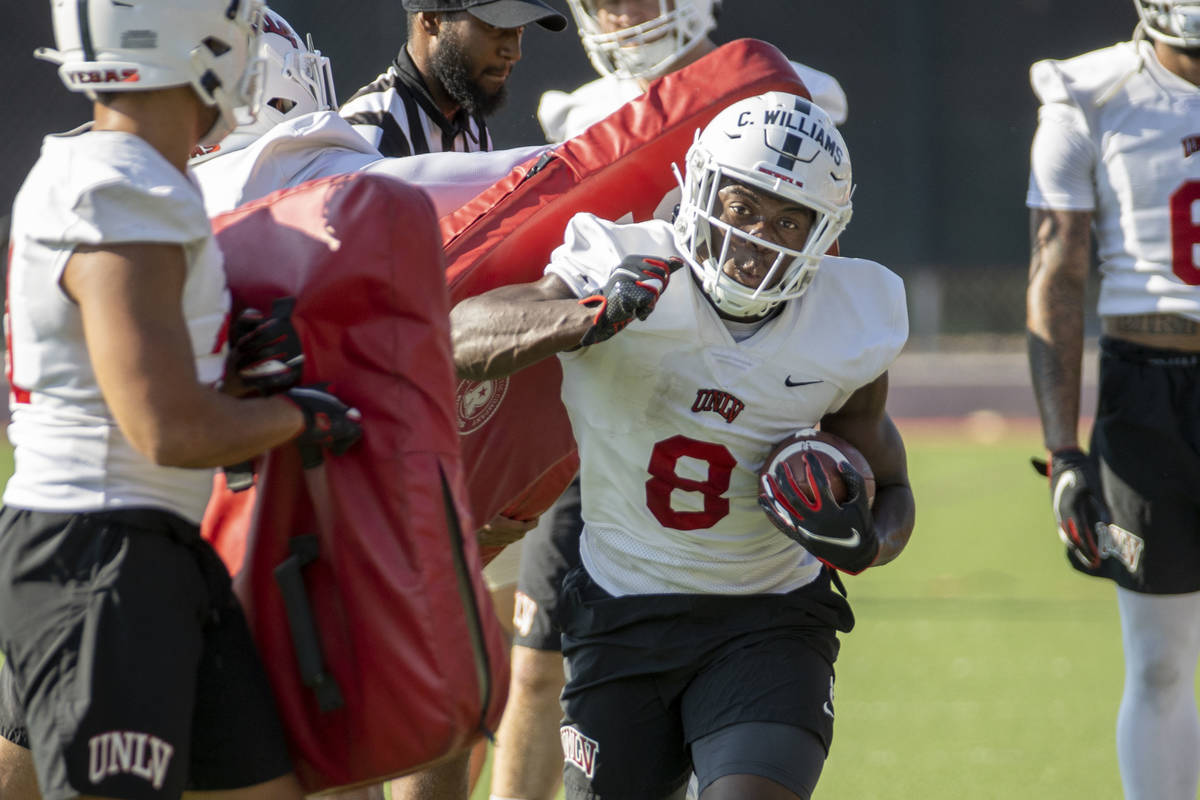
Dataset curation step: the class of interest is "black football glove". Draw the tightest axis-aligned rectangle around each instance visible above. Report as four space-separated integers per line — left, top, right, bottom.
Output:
758 451 879 575
230 297 305 394
1032 448 1108 570
284 384 363 455
578 255 682 347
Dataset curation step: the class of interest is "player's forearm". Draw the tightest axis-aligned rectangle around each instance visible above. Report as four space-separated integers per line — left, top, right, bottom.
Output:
1026 208 1091 451
1027 271 1086 451
451 294 593 381
870 483 915 567
123 391 305 468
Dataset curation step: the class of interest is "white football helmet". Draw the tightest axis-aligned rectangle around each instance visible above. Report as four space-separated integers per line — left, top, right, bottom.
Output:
191 10 337 164
566 0 717 81
673 92 853 319
36 0 265 146
1134 0 1200 48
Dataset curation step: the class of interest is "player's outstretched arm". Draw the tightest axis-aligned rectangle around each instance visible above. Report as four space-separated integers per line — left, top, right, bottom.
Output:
451 274 595 381
1026 207 1093 452
452 256 678 381
64 243 360 468
819 372 914 567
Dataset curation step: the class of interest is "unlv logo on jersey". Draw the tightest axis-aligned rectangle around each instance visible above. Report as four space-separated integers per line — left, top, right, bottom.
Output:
691 388 745 424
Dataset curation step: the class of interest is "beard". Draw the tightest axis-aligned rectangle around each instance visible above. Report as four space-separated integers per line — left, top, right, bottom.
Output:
429 27 508 117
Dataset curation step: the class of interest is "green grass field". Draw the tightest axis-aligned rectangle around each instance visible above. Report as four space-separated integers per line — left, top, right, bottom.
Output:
0 431 1143 798
470 424 1136 799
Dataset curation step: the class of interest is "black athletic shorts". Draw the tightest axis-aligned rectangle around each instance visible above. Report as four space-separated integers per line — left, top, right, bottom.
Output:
0 659 29 749
0 507 293 800
512 477 582 651
557 565 854 799
1088 337 1200 593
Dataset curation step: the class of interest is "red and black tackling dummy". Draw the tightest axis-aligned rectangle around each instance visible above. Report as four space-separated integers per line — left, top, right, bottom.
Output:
441 39 812 563
202 173 509 793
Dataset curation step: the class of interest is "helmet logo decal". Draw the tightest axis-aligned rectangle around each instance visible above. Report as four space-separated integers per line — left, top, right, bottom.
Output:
261 13 300 49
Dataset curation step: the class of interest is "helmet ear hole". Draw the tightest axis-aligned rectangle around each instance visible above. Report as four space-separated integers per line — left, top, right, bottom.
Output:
203 37 231 56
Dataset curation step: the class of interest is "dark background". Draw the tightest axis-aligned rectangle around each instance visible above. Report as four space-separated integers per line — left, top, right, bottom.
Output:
2 1 1133 335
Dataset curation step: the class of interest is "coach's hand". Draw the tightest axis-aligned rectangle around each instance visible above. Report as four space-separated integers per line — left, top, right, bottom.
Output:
284 384 363 455
759 452 879 574
1034 448 1108 570
229 297 305 394
578 255 682 347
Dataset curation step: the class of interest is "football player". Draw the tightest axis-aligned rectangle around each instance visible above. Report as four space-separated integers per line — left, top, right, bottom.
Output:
1026 1 1200 797
494 4 851 798
538 0 847 142
453 92 915 800
0 2 361 800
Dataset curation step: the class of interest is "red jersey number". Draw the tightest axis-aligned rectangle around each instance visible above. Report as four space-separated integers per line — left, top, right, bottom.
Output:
1171 180 1200 285
645 435 737 530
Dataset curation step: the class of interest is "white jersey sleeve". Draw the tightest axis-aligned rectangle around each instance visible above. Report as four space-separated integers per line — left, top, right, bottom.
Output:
548 216 907 597
5 129 230 523
1026 40 1200 319
193 111 382 215
1026 101 1096 211
788 60 848 124
361 144 552 218
537 75 643 143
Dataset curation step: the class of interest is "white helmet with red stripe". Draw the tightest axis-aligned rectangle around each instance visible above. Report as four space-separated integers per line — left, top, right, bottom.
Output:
36 0 266 146
674 92 853 319
566 0 716 81
191 10 337 164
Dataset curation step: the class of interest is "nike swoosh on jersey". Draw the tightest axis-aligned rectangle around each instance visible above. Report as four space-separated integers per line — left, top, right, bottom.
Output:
785 376 823 387
797 526 861 548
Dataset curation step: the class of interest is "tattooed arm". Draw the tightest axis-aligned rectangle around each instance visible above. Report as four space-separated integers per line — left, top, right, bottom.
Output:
1026 207 1093 452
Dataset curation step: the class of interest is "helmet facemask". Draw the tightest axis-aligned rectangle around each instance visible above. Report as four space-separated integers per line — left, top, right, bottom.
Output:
191 6 267 148
1134 0 1200 49
193 14 336 162
567 0 715 80
673 93 853 320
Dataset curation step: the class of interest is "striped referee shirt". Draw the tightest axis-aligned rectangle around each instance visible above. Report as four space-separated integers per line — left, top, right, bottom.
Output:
340 47 493 157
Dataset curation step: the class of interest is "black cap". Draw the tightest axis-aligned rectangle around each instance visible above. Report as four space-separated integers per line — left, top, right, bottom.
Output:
403 0 568 31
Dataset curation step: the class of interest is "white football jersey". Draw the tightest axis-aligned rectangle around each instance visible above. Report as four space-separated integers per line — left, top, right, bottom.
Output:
538 59 849 143
547 215 907 596
5 128 230 524
1027 40 1200 319
193 110 552 219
